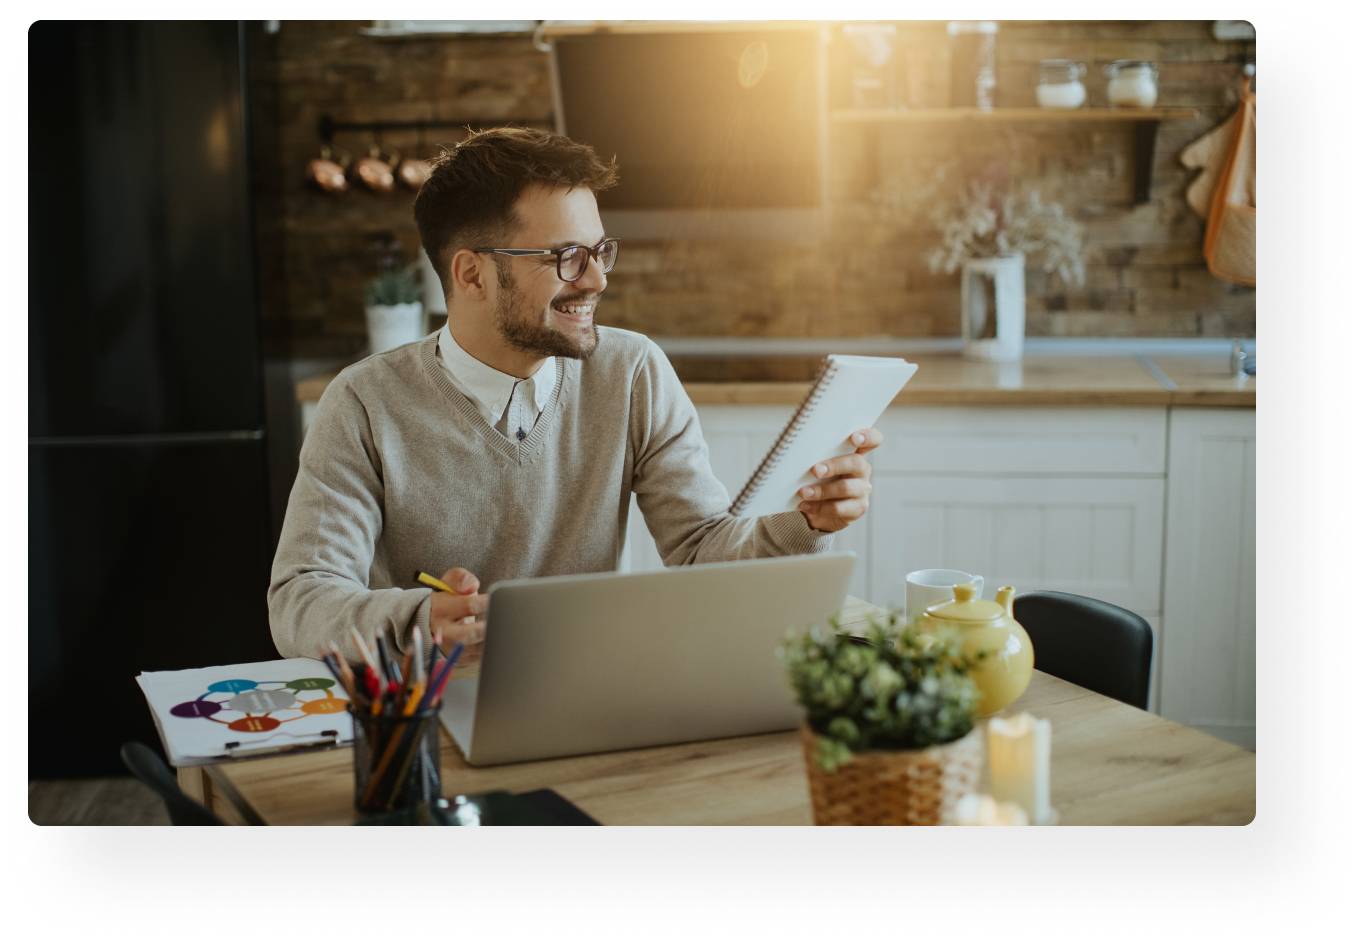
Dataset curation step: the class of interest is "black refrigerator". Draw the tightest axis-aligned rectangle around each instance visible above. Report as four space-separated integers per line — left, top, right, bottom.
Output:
29 22 280 777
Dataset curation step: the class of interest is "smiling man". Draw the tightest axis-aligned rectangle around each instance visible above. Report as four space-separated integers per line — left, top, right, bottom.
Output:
268 127 882 659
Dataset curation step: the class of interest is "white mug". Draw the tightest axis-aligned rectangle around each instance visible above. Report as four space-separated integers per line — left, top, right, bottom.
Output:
905 568 985 622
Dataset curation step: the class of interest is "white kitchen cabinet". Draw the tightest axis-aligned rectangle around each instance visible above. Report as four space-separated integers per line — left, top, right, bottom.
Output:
874 406 1168 475
621 405 872 601
1145 616 1164 714
867 474 1165 614
628 402 1203 726
625 406 1167 616
300 400 319 438
866 407 1167 614
1160 409 1256 750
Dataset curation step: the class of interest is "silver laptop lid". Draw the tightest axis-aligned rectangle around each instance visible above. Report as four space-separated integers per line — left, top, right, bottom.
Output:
442 552 855 766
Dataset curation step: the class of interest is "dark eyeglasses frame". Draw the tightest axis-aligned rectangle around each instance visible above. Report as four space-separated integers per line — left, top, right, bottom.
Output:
473 238 620 283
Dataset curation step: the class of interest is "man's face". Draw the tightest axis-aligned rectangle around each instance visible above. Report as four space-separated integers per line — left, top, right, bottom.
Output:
490 184 607 360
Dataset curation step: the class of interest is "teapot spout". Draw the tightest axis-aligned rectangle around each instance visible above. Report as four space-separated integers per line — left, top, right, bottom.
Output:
995 585 1016 616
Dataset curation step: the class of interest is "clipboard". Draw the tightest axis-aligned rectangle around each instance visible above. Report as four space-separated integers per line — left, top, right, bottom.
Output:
135 658 355 767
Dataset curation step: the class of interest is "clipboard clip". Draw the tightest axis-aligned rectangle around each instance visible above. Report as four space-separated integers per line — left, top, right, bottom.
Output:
223 729 341 759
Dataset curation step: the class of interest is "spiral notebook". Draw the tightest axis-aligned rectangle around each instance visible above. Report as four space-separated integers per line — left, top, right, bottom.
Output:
728 355 917 517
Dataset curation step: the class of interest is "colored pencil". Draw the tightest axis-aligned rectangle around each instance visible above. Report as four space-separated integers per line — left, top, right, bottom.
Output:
419 643 465 713
317 650 360 704
427 629 442 678
349 626 379 675
327 641 358 695
363 643 464 807
375 632 400 686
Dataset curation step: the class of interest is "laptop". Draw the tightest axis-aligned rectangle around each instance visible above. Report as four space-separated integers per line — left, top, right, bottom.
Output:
440 552 856 766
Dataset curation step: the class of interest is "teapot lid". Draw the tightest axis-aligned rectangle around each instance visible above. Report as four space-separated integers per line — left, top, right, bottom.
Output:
924 583 1004 623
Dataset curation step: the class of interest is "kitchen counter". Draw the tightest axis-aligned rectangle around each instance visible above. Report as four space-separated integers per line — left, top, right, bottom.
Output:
296 352 1254 408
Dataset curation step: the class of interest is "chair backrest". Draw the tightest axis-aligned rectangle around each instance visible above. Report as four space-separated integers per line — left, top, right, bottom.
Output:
119 742 224 825
1013 591 1154 709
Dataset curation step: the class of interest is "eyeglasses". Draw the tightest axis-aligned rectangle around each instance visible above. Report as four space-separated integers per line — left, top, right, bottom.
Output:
474 238 619 283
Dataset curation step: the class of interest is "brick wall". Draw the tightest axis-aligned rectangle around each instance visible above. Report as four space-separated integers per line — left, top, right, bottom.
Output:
248 21 1254 358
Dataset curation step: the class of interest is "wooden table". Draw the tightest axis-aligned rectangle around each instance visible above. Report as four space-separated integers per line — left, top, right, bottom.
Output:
180 600 1254 825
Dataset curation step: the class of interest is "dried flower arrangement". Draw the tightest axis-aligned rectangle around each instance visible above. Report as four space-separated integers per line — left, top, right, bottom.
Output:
872 162 1087 287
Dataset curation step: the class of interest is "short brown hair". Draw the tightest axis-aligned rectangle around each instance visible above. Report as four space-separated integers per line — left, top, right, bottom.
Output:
413 127 619 298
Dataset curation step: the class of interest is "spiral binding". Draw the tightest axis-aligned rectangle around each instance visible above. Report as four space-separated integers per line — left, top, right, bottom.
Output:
729 357 841 515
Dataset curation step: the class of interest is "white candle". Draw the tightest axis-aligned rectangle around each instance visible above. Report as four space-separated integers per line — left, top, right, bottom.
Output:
988 713 1054 825
950 793 1029 826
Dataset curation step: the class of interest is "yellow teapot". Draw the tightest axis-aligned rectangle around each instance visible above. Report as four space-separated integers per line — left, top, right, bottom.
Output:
916 583 1034 716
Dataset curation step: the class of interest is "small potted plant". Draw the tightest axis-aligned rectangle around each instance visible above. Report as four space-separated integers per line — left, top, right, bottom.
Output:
781 613 986 825
364 264 426 354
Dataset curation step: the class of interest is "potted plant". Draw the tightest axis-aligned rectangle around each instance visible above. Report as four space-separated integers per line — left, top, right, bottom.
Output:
364 265 426 354
872 163 1085 363
781 612 986 825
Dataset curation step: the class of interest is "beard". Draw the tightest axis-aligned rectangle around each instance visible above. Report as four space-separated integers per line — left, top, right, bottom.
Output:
494 262 599 360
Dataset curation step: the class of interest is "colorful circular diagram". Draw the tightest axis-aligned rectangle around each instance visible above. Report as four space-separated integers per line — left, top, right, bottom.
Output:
167 674 348 735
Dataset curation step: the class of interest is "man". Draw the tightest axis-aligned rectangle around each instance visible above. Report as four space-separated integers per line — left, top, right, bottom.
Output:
268 128 882 659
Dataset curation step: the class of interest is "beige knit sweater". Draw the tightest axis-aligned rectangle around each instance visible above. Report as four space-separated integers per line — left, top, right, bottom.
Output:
267 327 832 657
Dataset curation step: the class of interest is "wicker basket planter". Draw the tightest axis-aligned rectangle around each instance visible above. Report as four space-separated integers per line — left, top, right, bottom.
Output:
800 723 984 825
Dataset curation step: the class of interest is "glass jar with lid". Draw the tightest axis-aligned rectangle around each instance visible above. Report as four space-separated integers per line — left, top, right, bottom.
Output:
1035 59 1086 109
947 21 997 110
1105 60 1159 107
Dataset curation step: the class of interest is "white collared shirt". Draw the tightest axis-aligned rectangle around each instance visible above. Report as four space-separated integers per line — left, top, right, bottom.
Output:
436 322 556 431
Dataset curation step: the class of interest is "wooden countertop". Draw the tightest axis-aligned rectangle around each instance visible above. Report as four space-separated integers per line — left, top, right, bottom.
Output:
296 353 1254 408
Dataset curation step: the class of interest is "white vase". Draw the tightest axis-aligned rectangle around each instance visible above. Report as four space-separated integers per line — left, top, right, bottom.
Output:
960 254 1025 363
365 302 426 354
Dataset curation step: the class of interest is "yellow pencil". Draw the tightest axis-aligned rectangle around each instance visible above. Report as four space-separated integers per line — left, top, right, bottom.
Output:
401 682 426 717
414 570 456 594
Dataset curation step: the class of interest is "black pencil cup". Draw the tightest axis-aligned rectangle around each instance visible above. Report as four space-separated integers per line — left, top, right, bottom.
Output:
350 706 442 815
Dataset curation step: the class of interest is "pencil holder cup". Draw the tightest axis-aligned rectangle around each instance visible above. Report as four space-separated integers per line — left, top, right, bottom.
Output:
350 706 442 815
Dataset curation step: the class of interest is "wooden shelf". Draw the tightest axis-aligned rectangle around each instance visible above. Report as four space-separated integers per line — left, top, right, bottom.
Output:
831 107 1199 124
540 20 820 38
831 107 1201 204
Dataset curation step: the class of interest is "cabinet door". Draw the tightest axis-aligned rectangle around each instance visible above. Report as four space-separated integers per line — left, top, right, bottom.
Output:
696 407 871 598
875 407 1167 475
868 474 1165 615
622 406 871 598
1160 409 1255 749
621 407 781 573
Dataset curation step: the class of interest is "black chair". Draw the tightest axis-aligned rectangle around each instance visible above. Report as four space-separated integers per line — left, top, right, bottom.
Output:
1013 591 1154 710
119 742 224 825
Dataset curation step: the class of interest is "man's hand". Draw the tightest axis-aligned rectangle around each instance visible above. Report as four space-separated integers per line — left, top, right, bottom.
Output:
429 566 488 658
796 427 883 534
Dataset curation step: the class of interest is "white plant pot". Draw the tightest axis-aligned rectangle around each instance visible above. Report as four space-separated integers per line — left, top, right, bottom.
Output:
960 254 1025 363
419 253 447 315
365 302 426 354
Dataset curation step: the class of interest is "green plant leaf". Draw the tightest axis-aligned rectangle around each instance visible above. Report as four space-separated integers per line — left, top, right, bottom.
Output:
780 611 982 758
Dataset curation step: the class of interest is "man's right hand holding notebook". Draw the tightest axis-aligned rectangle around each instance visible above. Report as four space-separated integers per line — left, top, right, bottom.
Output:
794 426 884 534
